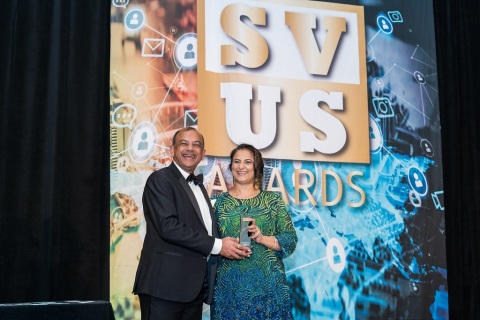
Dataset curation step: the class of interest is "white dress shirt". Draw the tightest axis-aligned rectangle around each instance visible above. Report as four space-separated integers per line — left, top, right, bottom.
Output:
174 163 222 255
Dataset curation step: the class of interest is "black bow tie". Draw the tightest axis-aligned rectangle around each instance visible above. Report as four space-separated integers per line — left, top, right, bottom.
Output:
186 173 203 185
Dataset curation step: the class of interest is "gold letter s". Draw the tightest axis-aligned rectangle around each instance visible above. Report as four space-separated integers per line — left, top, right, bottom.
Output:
221 3 268 68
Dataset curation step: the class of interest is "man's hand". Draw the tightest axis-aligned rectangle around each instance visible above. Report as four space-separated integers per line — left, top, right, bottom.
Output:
219 237 251 259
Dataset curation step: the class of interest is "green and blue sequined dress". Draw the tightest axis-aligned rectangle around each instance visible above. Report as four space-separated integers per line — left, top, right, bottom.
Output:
211 191 298 320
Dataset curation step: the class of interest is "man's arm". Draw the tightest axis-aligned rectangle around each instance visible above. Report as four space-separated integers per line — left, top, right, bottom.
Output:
143 171 215 255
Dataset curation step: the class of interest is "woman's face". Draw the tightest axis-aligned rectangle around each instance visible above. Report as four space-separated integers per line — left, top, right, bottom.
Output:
231 149 255 186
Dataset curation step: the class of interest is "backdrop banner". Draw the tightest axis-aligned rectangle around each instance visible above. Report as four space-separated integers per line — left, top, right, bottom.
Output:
109 0 447 319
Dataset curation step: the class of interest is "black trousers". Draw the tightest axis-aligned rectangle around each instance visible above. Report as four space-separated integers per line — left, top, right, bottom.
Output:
139 290 204 320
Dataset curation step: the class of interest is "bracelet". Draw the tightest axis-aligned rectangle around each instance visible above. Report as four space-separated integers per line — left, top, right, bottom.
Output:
269 236 278 250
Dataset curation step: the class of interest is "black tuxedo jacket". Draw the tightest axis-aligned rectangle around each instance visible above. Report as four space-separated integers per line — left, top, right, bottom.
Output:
133 163 218 304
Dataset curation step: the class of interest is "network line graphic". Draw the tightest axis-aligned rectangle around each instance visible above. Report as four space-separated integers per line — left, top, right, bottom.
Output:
109 2 447 319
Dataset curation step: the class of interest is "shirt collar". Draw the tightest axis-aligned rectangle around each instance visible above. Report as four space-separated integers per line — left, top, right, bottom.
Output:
173 161 191 180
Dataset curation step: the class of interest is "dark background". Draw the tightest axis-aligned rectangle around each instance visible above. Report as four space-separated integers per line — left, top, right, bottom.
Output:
0 0 478 319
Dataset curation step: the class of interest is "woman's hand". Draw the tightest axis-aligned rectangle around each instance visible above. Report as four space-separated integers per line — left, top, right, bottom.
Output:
248 219 280 251
249 219 263 243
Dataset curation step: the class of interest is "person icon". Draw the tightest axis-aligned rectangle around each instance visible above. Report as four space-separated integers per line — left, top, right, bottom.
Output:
414 71 426 84
408 167 428 197
377 16 392 34
184 43 195 59
333 245 342 265
136 86 143 96
382 19 388 29
327 238 345 273
412 283 418 292
129 13 139 25
138 132 148 151
425 142 431 153
370 126 375 139
413 172 423 188
125 9 144 32
420 139 434 157
410 281 420 294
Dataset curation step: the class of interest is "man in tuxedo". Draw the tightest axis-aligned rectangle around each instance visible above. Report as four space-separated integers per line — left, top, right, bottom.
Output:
133 127 250 320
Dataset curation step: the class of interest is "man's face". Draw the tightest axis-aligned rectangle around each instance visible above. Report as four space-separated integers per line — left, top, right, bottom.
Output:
170 129 205 173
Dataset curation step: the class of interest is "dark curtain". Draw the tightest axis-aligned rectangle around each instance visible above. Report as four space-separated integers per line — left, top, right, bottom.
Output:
434 0 480 318
0 0 479 319
0 0 110 302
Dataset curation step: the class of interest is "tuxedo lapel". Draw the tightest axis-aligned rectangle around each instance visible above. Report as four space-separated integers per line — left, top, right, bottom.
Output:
168 164 207 230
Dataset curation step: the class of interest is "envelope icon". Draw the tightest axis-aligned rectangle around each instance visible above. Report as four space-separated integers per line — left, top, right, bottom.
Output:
142 38 165 57
184 109 198 127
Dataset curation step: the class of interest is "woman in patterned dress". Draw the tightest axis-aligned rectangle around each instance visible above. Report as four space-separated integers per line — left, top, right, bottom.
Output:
211 144 298 320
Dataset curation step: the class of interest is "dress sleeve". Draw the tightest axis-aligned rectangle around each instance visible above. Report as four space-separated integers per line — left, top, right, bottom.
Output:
270 192 298 259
